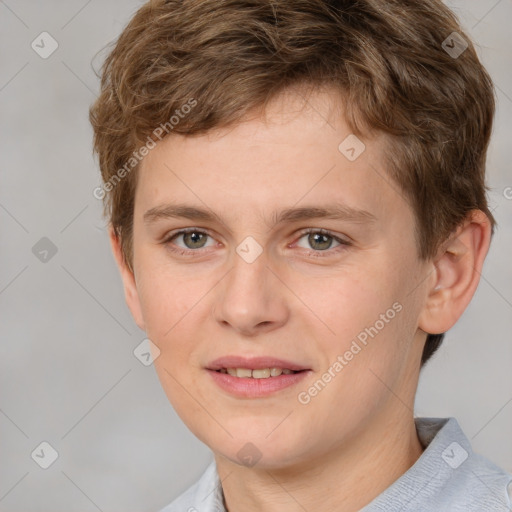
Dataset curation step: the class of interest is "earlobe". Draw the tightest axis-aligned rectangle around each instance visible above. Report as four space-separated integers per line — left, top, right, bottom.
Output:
108 225 146 331
418 210 491 335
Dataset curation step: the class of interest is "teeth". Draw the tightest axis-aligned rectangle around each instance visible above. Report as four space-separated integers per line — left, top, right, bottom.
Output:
252 368 270 379
221 367 298 378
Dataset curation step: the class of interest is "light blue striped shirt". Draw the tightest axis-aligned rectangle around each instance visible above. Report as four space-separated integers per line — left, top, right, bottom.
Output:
159 417 512 511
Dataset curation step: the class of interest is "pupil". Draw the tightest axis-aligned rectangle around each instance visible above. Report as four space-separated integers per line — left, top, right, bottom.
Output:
185 232 206 248
310 233 331 250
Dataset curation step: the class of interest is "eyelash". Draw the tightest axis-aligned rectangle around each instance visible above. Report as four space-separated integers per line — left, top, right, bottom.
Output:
161 227 352 258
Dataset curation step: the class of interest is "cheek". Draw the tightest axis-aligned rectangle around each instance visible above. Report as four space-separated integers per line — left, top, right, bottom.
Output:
136 260 203 338
135 262 217 394
293 255 419 386
287 260 401 345
137 268 206 414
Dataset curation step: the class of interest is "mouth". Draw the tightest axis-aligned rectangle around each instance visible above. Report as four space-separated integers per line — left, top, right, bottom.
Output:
207 355 310 374
206 356 311 397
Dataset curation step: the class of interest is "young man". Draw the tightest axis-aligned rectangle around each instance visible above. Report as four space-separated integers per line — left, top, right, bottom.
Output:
89 0 512 510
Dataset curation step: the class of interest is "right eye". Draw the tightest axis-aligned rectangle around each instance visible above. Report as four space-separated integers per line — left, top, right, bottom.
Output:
162 228 217 255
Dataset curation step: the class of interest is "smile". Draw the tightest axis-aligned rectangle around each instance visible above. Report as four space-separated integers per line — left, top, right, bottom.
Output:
208 368 311 398
216 367 301 378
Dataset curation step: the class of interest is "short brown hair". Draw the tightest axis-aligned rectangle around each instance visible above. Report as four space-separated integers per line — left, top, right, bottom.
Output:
89 0 496 367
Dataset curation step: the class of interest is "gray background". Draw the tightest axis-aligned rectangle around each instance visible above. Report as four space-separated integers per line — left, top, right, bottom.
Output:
0 1 511 511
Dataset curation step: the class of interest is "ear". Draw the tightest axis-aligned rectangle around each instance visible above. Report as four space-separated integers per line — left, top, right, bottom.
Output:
108 225 146 331
418 210 492 335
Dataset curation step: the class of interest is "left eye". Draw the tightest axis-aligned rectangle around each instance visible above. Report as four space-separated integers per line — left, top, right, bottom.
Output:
295 229 348 253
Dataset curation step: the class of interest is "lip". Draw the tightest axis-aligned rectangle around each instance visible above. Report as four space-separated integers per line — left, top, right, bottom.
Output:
207 356 310 372
207 368 312 398
206 355 312 398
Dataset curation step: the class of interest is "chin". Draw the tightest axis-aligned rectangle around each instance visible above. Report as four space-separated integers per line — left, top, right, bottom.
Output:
208 432 308 471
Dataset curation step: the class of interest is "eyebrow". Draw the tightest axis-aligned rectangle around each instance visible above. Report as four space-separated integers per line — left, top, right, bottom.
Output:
143 202 377 228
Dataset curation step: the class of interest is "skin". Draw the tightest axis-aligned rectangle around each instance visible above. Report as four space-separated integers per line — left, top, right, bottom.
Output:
109 86 491 512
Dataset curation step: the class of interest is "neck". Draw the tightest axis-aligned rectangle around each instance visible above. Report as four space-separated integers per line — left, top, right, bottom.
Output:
215 409 424 512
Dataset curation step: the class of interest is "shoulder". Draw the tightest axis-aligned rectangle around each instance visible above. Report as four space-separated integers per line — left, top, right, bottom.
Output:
417 417 512 511
415 417 512 511
442 444 512 511
363 417 512 511
157 460 225 512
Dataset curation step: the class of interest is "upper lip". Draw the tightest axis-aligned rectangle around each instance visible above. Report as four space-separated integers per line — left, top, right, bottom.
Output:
207 356 310 371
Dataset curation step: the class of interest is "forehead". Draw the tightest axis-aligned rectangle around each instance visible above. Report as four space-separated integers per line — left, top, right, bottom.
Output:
134 88 409 228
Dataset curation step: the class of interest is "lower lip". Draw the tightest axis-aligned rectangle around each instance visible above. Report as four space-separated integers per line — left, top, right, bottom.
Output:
206 369 311 398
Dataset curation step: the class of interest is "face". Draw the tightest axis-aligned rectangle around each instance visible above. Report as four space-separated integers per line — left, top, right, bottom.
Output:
122 88 432 469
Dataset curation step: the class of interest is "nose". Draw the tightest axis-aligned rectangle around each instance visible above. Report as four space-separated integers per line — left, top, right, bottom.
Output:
212 247 289 337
